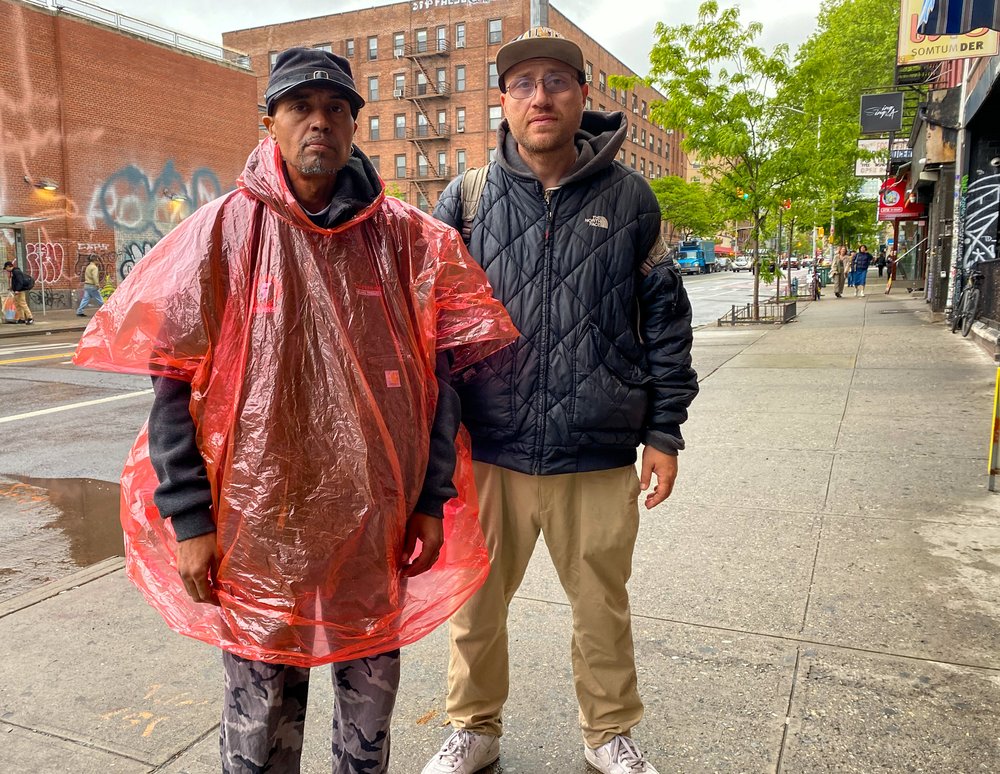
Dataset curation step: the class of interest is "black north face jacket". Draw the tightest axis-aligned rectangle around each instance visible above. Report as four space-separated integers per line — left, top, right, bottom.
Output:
434 111 698 476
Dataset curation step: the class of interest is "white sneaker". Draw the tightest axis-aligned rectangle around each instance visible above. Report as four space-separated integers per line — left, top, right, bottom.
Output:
422 728 500 773
585 735 658 774
859 289 865 297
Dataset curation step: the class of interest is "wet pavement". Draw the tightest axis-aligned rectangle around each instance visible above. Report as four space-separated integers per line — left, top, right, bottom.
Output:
0 475 123 602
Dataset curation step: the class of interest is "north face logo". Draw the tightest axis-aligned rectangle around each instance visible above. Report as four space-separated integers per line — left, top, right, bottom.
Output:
584 215 609 229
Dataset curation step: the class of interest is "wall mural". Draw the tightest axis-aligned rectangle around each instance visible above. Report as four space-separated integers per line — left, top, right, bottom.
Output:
962 171 999 270
19 161 227 286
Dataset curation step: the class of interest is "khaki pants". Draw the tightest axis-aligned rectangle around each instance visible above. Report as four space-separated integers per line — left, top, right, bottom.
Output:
447 462 643 748
13 291 32 321
833 271 846 295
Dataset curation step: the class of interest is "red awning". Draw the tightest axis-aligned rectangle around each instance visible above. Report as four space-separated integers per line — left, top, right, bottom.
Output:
715 245 734 256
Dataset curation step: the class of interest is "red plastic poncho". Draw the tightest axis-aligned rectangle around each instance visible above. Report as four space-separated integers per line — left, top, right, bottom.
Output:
74 138 517 666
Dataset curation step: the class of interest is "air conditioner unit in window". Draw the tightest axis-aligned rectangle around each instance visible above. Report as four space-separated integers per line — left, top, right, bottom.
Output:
393 89 404 98
456 126 465 133
456 40 466 48
666 129 675 135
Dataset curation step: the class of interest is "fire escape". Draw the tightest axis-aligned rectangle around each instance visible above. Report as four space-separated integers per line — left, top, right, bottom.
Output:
397 39 452 207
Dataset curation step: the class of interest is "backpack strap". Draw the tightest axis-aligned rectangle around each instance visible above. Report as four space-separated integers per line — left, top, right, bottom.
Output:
459 163 492 244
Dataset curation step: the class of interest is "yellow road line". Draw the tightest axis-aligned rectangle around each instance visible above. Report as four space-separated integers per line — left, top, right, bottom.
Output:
0 352 75 365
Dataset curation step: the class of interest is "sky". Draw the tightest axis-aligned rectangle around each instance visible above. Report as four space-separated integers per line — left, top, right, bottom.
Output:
91 0 825 75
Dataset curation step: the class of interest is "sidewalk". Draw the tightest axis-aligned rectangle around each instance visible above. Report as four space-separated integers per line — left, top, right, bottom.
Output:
1 277 998 772
0 307 90 338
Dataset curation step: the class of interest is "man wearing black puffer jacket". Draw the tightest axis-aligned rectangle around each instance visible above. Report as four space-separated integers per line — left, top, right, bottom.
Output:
423 26 698 774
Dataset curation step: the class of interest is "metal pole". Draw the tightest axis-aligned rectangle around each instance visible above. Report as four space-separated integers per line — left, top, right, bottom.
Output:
777 207 783 298
945 58 969 313
37 228 47 316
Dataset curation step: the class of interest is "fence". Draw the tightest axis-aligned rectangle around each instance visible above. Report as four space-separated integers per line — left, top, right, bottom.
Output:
22 0 251 68
717 301 797 326
973 259 1000 328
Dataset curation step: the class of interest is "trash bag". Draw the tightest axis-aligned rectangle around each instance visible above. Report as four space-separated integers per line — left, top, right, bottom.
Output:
75 138 518 666
3 293 15 323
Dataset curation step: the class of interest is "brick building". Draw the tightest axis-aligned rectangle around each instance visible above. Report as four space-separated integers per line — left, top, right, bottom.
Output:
0 0 258 301
223 0 687 212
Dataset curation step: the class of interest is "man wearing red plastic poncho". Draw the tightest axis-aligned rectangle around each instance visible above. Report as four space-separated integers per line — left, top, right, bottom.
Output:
74 47 516 774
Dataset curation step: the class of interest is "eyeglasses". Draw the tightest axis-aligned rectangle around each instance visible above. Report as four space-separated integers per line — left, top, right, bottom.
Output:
505 71 577 100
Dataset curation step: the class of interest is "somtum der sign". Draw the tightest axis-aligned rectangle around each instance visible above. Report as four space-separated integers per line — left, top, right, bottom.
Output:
898 0 999 64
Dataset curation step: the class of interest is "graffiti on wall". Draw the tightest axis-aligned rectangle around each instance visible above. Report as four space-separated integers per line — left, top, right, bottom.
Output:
963 172 999 270
25 242 66 284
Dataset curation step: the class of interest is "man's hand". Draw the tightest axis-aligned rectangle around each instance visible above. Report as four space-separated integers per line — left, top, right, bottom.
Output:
176 532 221 605
640 446 678 509
402 512 444 578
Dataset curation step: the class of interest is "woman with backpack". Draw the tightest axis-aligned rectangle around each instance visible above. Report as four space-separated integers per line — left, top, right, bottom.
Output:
3 260 35 324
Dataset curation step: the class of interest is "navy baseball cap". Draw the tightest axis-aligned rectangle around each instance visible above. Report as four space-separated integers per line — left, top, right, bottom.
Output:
265 47 365 116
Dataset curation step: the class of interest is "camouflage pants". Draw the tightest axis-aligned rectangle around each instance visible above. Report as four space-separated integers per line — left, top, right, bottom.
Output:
220 649 401 773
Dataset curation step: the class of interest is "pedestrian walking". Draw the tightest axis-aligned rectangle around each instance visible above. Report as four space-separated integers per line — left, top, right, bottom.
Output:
850 244 873 297
876 246 887 277
831 246 849 298
885 249 898 294
3 260 34 324
75 256 104 316
74 46 517 774
422 27 698 774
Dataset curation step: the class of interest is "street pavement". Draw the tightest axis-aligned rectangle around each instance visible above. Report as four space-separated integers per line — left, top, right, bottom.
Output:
1 276 998 772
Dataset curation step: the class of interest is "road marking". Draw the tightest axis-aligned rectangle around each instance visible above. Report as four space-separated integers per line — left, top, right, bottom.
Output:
0 352 78 365
0 343 77 355
0 390 153 424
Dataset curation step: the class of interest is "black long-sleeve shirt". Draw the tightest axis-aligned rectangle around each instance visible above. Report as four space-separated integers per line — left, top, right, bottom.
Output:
148 350 462 541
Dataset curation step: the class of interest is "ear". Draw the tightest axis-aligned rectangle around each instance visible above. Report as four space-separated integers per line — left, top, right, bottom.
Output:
262 114 276 140
581 82 589 105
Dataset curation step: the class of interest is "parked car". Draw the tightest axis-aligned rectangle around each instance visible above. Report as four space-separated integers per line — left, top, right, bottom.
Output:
732 255 752 272
717 255 732 271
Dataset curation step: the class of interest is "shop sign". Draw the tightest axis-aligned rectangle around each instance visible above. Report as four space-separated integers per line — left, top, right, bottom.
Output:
860 92 904 134
898 0 999 64
877 177 927 221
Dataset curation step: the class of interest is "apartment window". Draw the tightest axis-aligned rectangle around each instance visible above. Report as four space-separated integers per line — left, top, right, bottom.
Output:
657 165 662 177
395 154 407 178
620 90 627 107
395 114 406 139
416 72 429 95
665 142 670 156
456 107 466 132
417 113 429 137
456 22 466 48
437 110 447 133
631 123 637 142
368 35 378 61
368 76 379 102
585 61 593 83
436 67 447 92
488 19 502 45
455 65 467 92
393 32 405 57
632 93 638 113
416 28 428 53
394 74 405 96
599 71 606 92
417 192 429 212
648 134 655 151
488 62 499 89
456 149 467 174
586 97 592 110
370 155 380 174
640 158 646 175
630 153 636 169
438 150 447 176
610 85 617 101
657 138 663 156
489 105 502 131
641 100 648 119
619 149 625 162
437 26 447 51
417 153 429 177
345 39 355 57
369 116 380 140
599 104 606 112
314 43 332 53
269 51 278 71
641 128 646 145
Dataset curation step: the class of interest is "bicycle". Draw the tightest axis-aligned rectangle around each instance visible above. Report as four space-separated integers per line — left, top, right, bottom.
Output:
951 266 985 337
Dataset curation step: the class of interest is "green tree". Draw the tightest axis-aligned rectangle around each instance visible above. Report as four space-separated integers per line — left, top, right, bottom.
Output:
617 1 801 313
650 175 727 240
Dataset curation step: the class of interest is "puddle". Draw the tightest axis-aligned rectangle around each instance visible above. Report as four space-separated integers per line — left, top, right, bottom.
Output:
0 476 123 603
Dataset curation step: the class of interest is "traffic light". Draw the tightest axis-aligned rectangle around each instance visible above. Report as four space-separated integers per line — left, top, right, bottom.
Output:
817 227 824 237
737 188 749 201
783 198 792 210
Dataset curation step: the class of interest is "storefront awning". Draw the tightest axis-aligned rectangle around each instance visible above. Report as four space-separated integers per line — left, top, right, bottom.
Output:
0 216 48 227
